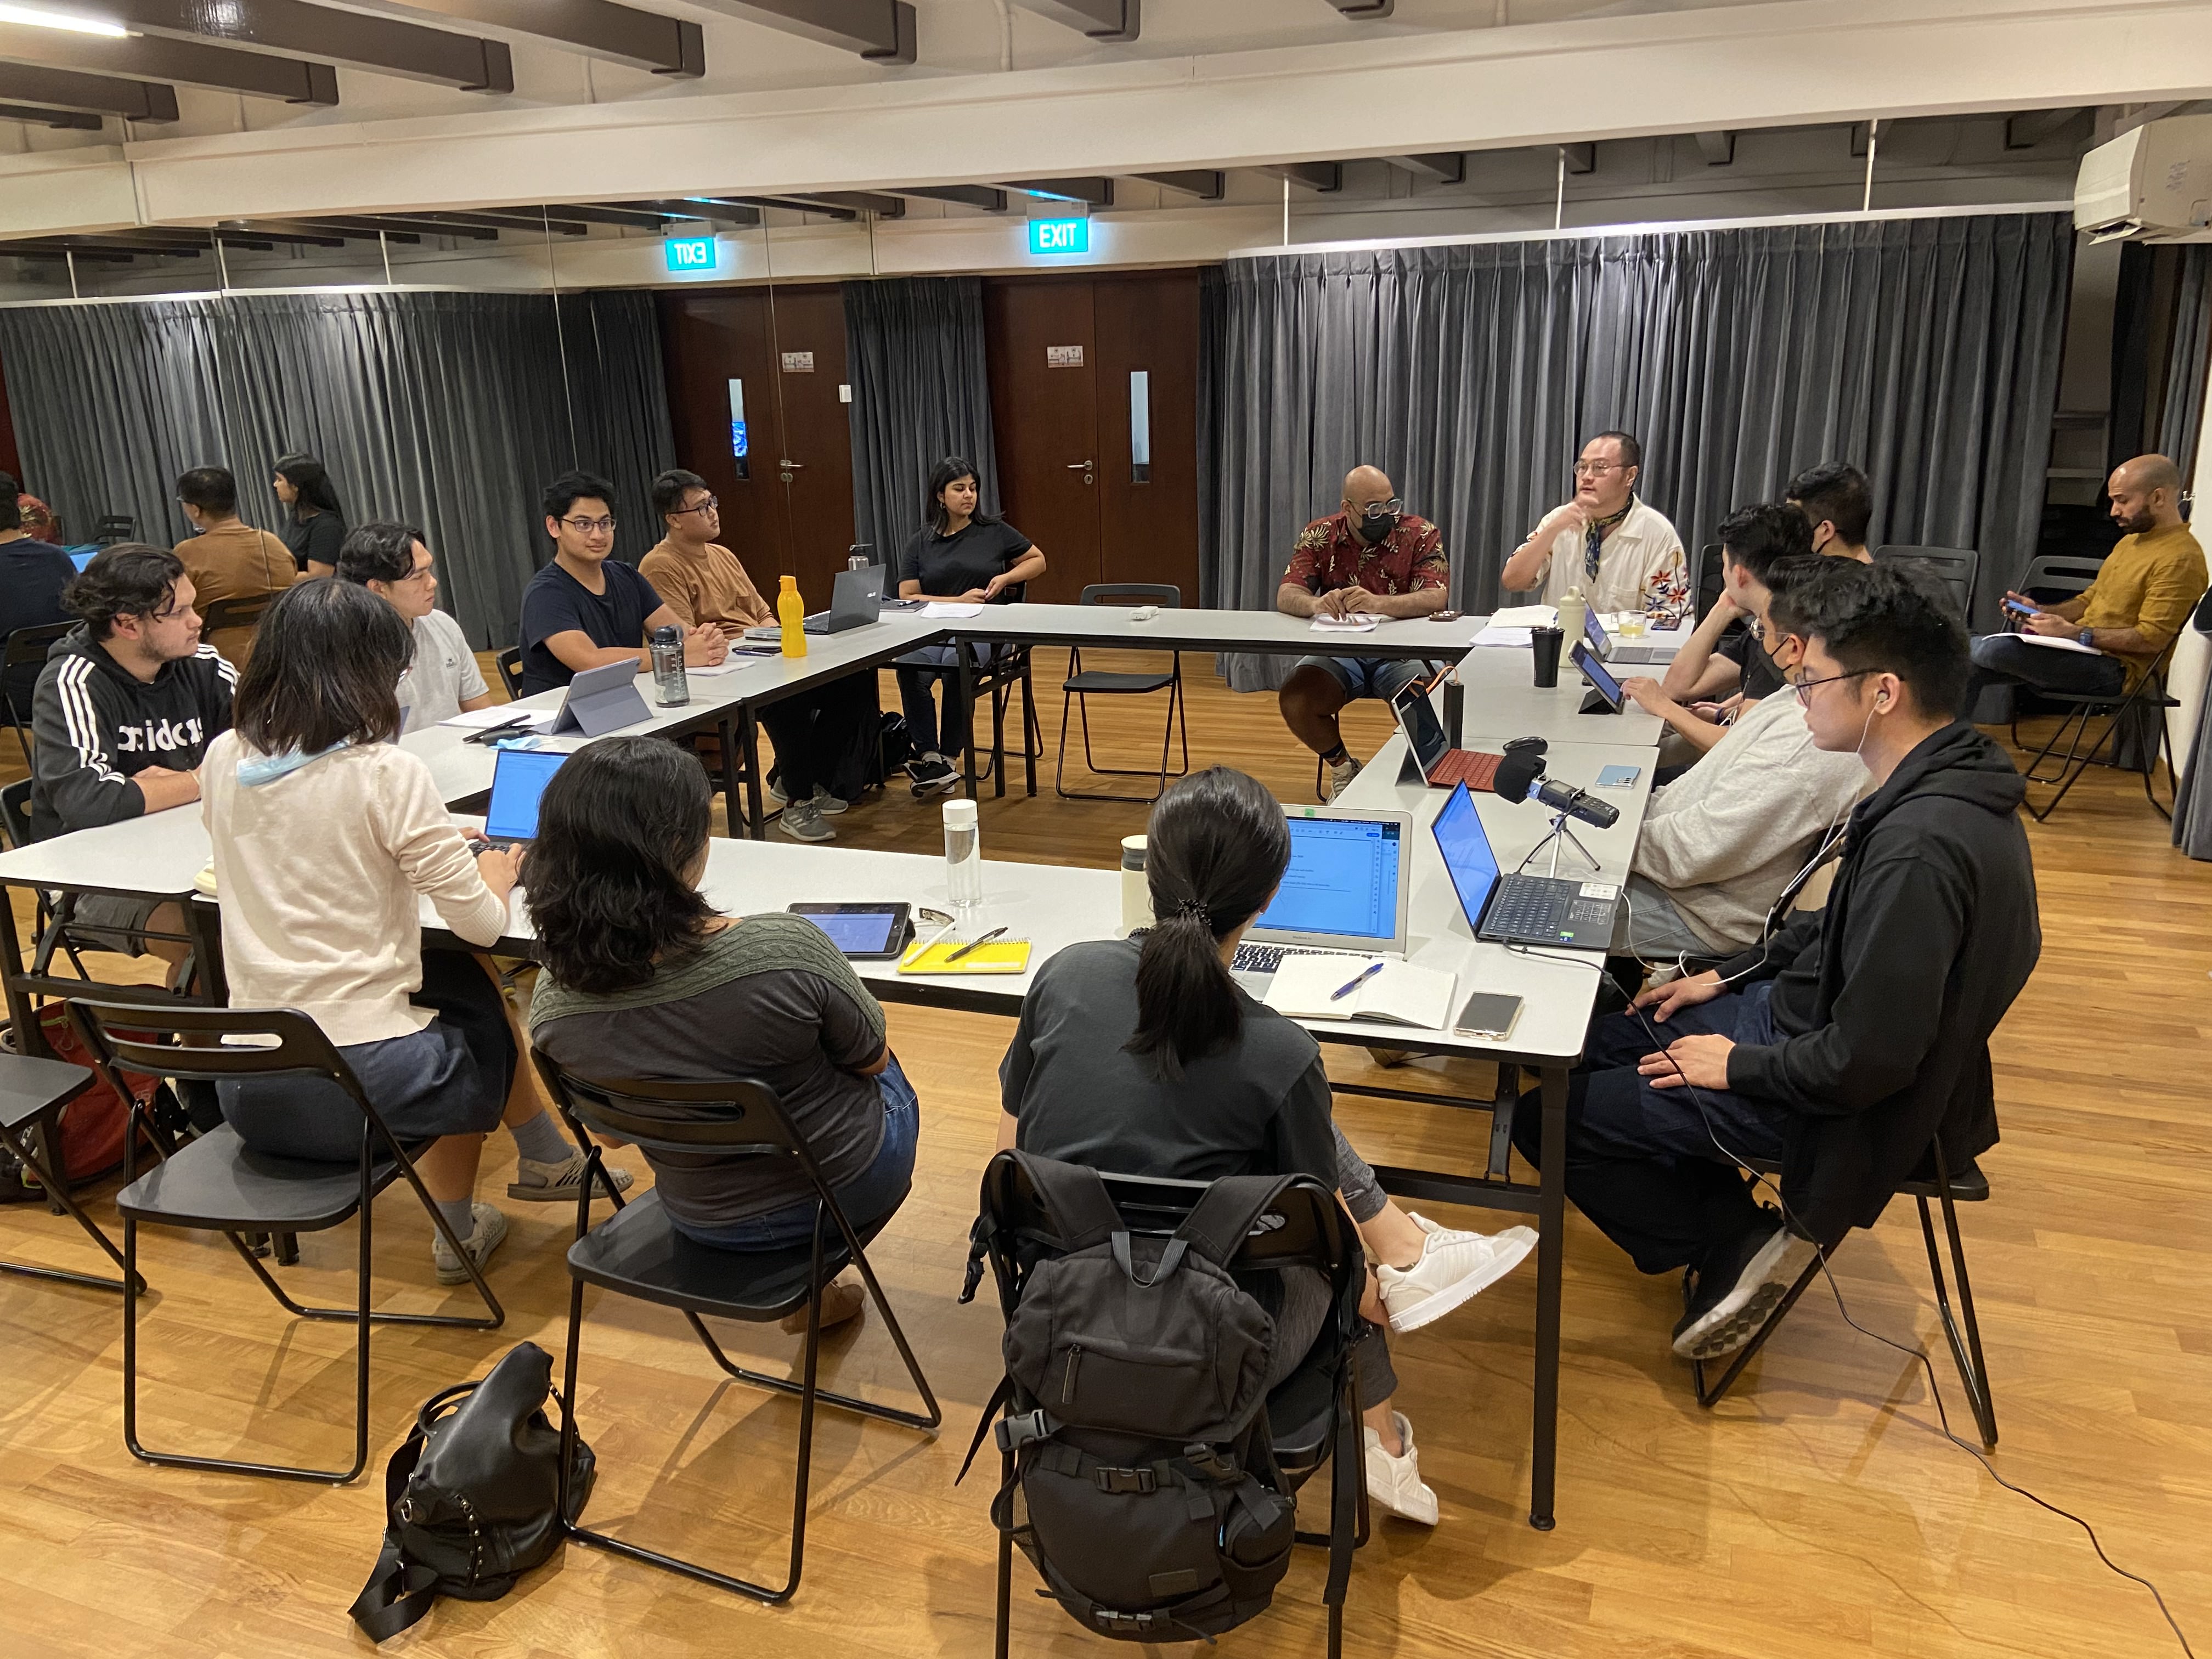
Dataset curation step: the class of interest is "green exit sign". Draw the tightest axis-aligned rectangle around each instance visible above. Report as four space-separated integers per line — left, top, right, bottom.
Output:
665 235 716 273
1029 218 1090 256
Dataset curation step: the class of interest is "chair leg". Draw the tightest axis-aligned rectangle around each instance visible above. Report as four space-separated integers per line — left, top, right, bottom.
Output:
0 1119 144 1295
1692 1253 1826 1408
1918 1192 1997 1451
1055 679 1192 804
2025 703 2127 822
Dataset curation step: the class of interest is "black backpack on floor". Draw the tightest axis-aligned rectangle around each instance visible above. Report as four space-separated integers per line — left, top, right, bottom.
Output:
348 1341 595 1642
963 1154 1300 1644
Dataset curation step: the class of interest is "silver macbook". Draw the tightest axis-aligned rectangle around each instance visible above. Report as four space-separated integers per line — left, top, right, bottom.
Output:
1230 805 1413 992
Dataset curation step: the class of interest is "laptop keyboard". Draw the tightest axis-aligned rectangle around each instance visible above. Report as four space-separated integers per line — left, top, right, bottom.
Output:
1229 943 1338 975
1485 879 1571 939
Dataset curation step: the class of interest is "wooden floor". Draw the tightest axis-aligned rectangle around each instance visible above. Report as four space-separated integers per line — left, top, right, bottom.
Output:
3 647 2209 1659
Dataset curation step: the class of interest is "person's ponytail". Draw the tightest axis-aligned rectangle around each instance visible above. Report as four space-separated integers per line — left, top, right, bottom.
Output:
1125 768 1291 1080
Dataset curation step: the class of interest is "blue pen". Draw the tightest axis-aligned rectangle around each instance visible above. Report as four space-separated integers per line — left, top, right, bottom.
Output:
1330 961 1386 1001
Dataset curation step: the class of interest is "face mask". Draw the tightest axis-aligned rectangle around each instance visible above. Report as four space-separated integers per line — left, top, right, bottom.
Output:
1356 510 1397 545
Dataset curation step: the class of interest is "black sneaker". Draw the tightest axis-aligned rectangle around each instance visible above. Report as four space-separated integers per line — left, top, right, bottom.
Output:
906 753 958 797
1671 1209 1816 1360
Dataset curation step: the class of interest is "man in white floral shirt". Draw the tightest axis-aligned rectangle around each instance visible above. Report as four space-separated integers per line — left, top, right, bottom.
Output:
1501 431 1689 625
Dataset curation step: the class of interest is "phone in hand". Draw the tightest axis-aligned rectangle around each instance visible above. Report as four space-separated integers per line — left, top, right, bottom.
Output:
2002 597 2037 620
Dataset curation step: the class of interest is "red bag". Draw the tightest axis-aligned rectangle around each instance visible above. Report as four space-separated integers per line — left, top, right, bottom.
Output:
0 1006 159 1202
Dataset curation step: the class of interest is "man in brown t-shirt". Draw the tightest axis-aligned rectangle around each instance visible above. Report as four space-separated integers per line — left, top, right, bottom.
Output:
173 465 296 667
642 470 878 843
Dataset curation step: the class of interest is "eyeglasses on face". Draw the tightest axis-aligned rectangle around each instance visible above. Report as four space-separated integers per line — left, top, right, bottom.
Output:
673 495 719 517
1573 460 1626 478
1788 667 1873 704
560 515 616 535
1350 498 1403 516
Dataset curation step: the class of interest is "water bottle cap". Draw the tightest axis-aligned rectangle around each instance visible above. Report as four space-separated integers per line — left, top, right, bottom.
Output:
1120 833 1146 871
943 798 977 828
780 574 798 590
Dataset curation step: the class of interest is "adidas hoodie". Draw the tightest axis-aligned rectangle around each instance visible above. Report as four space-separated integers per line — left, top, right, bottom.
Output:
29 624 238 842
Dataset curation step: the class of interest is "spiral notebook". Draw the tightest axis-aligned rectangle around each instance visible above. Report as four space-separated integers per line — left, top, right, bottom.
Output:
896 937 1034 975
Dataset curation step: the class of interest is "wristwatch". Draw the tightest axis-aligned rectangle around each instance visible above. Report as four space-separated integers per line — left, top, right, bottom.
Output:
2077 627 2095 648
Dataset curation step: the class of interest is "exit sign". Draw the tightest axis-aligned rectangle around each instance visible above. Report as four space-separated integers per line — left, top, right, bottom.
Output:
664 235 716 273
1029 217 1090 256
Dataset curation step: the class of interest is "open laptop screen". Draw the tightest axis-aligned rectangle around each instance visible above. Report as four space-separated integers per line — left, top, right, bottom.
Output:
1431 783 1502 933
483 747 568 843
1254 814 1403 943
1389 673 1451 774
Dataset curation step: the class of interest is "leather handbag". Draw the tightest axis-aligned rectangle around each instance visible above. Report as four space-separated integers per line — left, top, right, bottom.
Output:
348 1341 595 1642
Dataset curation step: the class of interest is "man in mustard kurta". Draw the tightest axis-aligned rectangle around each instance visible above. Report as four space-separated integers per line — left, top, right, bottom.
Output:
1965 453 2208 710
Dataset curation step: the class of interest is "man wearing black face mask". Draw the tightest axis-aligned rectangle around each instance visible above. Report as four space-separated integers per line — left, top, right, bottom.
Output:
1276 465 1452 798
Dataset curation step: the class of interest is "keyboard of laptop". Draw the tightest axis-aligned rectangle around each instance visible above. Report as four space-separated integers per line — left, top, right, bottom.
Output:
1229 943 1338 975
1427 748 1502 791
1488 873 1620 944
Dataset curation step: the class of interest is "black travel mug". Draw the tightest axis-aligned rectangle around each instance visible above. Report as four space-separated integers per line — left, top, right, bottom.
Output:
1530 625 1564 689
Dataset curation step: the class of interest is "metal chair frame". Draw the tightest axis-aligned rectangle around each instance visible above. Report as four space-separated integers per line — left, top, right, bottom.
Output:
1054 584 1189 803
0 1054 145 1295
493 645 524 701
1873 544 1980 617
535 1056 940 1605
70 999 505 1485
3 620 76 769
2016 636 2183 822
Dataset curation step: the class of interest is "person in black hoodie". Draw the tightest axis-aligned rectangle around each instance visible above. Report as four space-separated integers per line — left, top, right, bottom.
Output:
1516 560 2039 1361
0 471 78 727
29 543 238 966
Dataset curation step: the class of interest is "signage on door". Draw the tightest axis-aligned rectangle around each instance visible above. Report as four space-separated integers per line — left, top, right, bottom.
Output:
664 235 716 273
1030 218 1090 256
781 351 816 373
1046 345 1086 369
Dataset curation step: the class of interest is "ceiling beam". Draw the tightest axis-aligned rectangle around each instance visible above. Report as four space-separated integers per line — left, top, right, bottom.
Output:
4 246 137 264
680 2 915 64
532 203 675 229
335 1 702 77
0 101 101 129
1265 162 1342 193
217 221 351 247
406 207 586 233
301 215 493 240
2004 106 2081 149
294 218 424 242
799 191 906 217
1692 129 1735 166
41 235 209 257
0 24 337 105
1384 152 1463 184
1560 142 1595 174
0 61 178 121
890 184 1008 213
1325 0 1393 15
87 3 512 94
1005 176 1115 206
724 194 859 221
1135 170 1224 199
620 199 764 227
1014 1 1139 42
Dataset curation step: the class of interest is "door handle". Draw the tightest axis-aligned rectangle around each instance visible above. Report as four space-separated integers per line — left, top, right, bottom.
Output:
779 458 804 483
780 459 805 469
1067 459 1095 484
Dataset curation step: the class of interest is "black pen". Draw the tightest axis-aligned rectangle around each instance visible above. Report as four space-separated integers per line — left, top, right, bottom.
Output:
464 715 532 746
945 926 1007 962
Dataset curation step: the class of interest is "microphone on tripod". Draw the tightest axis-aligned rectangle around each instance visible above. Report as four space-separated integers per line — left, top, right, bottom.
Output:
1492 746 1621 830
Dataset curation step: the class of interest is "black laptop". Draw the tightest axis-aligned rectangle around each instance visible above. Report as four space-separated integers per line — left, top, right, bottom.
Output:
1430 782 1620 949
744 564 884 642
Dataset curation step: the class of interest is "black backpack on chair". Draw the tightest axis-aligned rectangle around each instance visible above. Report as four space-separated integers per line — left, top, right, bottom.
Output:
962 1152 1311 1645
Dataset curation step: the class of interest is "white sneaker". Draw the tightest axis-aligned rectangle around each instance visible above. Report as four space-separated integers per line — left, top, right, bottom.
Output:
431 1200 507 1286
1377 1217 1538 1334
1362 1410 1439 1526
1327 755 1363 800
507 1152 635 1204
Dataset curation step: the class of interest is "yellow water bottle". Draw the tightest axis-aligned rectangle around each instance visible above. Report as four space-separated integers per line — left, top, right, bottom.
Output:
777 574 808 658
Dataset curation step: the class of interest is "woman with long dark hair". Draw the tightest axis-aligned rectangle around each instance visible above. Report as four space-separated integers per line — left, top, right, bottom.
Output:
997 766 1534 1527
891 455 1047 796
273 452 347 577
528 737 919 1330
201 579 620 1286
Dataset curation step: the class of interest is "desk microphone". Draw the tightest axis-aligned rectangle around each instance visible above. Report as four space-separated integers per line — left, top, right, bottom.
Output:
1492 746 1621 830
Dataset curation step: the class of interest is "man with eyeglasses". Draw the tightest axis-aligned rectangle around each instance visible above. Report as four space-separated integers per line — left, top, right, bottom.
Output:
336 521 494 730
516 470 727 698
1274 464 1451 799
640 469 875 843
1500 431 1688 624
1516 560 2038 1364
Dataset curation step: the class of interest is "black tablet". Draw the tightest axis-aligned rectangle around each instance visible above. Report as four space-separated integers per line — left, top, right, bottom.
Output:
787 902 912 960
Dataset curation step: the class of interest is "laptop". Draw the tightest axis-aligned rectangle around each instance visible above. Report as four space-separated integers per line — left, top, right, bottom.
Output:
1389 671 1505 790
743 564 884 642
1582 606 1674 665
474 747 568 850
1431 782 1620 950
1229 806 1412 991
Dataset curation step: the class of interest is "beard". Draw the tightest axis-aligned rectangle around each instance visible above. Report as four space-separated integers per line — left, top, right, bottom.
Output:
2113 503 2157 535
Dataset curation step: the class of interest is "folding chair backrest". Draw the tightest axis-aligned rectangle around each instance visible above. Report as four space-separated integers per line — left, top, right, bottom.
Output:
0 778 34 853
531 1056 803 1162
93 514 136 544
1691 543 1725 622
3 620 73 678
494 646 524 700
1080 583 1182 609
69 999 360 1091
2018 553 2104 604
1875 544 1978 617
199 593 275 642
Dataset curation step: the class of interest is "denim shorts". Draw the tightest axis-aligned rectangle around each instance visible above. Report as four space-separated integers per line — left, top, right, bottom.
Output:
1293 654 1426 702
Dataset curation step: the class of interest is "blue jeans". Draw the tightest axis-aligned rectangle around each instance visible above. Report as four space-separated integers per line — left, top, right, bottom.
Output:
1291 653 1426 702
671 1056 919 1251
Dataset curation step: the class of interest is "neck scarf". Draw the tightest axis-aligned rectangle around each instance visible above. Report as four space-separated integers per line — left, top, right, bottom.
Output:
1584 495 1634 583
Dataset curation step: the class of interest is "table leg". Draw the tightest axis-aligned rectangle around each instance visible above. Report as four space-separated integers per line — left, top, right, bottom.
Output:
958 640 979 801
0 892 52 1061
1530 1063 1566 1530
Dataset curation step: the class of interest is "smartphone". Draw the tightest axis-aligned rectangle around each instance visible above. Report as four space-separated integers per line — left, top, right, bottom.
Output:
2002 597 2036 619
1453 991 1524 1041
1595 764 1642 788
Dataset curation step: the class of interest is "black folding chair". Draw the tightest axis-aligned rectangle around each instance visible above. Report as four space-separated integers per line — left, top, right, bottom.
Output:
198 593 276 656
1690 541 1725 622
2015 552 2104 607
1874 544 1979 617
974 1154 1367 1659
2019 635 2184 821
0 778 95 989
1691 1142 1997 1452
534 1057 940 1604
70 999 506 1485
3 620 74 768
494 645 524 701
1055 583 1189 802
92 514 135 545
0 1052 143 1295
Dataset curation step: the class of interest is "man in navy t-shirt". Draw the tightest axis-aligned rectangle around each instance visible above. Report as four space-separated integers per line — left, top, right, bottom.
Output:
516 470 729 696
0 472 80 724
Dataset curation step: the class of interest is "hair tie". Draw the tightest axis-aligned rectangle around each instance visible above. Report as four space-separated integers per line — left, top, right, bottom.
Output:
1174 898 1211 924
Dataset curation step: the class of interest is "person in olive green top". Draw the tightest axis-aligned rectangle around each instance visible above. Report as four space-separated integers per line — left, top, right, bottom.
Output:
1966 453 2209 709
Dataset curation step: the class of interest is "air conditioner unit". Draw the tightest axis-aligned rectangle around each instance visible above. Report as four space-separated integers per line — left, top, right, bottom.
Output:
2075 114 2212 244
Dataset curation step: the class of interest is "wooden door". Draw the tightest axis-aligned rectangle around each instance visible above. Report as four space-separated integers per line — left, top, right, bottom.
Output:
1093 270 1201 602
984 276 1102 604
761 283 858 608
657 289 786 588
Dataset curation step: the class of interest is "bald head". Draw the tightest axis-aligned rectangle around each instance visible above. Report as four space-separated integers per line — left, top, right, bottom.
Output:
1344 466 1395 511
2108 453 2185 537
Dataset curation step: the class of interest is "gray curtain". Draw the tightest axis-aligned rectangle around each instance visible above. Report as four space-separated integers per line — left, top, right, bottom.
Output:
2158 245 2212 478
844 275 1000 571
0 289 674 647
1200 212 2073 688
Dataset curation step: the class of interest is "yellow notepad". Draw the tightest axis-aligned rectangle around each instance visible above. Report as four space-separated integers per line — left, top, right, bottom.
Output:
896 938 1034 975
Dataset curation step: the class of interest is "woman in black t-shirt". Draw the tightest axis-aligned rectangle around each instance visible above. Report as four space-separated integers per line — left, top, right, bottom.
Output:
274 453 347 577
893 456 1047 795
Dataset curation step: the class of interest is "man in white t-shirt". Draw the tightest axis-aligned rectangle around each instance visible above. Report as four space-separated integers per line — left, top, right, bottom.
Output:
336 521 494 730
1500 431 1689 624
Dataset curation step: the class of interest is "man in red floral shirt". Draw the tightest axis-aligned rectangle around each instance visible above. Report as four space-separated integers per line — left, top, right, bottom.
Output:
1275 465 1452 797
